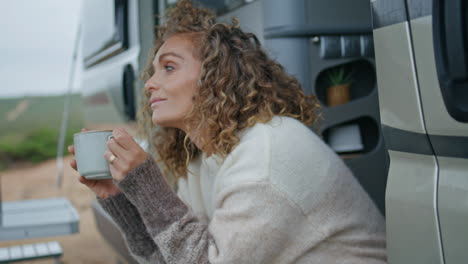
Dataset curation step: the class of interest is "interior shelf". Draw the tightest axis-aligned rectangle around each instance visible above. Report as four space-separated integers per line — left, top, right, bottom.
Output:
315 60 376 107
323 116 379 158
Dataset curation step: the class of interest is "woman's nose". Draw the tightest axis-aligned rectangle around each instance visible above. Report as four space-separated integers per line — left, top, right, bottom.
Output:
144 74 160 92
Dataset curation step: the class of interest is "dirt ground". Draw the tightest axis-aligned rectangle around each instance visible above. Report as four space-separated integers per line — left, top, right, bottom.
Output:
0 156 118 264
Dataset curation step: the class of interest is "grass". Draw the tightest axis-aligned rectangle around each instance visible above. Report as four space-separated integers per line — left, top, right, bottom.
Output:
0 94 84 170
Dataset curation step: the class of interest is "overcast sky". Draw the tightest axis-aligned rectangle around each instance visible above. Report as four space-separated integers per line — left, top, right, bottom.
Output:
0 0 81 98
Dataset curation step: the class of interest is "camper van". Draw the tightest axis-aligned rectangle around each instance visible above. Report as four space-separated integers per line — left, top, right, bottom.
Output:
79 0 468 263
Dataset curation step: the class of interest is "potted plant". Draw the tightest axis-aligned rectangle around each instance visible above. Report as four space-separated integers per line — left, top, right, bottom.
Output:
326 67 353 107
325 67 363 155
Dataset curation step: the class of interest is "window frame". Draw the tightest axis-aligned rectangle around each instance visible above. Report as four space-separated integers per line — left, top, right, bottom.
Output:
84 0 129 68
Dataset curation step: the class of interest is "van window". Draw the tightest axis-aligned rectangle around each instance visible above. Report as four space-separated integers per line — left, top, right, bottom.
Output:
82 0 129 68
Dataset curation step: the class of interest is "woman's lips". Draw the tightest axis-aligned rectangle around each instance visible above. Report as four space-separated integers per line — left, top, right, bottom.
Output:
150 98 167 108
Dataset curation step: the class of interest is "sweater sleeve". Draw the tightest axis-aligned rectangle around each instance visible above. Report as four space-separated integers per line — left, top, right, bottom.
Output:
97 192 167 264
116 156 308 264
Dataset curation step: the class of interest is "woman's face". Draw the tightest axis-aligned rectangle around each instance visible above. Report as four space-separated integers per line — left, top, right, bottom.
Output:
144 35 201 130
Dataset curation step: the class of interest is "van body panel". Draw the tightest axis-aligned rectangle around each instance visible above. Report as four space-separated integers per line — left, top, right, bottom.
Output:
437 157 468 263
373 0 446 262
385 150 443 264
81 0 141 129
373 22 426 133
375 0 468 263
407 3 468 263
81 51 139 126
409 16 468 137
135 0 157 108
406 0 431 20
371 0 407 29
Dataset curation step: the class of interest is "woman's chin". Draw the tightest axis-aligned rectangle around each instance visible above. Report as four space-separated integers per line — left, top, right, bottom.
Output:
152 118 166 127
152 117 174 128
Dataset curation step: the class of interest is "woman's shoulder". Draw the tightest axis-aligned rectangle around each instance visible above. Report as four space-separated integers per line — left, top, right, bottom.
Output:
228 115 340 173
214 116 348 191
236 116 359 214
226 116 320 163
240 115 312 138
241 116 329 155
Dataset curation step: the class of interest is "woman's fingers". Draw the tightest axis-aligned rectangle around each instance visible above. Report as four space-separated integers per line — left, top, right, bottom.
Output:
68 145 78 171
111 128 138 151
104 128 149 182
78 175 97 189
104 150 126 181
78 175 87 184
70 159 77 170
68 145 75 155
104 149 127 172
104 150 118 165
107 137 129 163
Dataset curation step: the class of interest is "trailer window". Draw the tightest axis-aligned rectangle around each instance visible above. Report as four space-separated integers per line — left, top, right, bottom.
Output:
82 0 129 68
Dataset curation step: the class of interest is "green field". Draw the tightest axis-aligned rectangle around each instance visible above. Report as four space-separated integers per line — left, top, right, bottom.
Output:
0 94 84 170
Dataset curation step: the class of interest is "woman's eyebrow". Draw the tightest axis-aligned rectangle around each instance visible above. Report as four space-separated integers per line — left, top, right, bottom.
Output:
158 52 185 63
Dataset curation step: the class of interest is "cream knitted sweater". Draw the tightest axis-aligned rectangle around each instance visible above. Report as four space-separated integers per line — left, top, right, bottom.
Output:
99 116 387 263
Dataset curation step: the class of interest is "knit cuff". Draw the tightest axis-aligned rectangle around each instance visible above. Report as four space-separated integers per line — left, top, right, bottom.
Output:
97 192 160 258
116 156 188 235
97 192 143 231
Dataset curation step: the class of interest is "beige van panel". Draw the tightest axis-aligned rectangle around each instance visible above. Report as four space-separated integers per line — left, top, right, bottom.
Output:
410 16 468 137
373 22 426 133
386 150 443 264
437 156 468 264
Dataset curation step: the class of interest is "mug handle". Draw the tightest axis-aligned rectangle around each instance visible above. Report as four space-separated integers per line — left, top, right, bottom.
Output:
108 135 114 141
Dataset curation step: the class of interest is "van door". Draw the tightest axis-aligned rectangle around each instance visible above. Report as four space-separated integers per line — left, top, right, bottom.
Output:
407 0 468 262
371 0 444 263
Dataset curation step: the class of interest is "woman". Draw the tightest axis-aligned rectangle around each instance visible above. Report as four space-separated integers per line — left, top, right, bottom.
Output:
69 1 386 263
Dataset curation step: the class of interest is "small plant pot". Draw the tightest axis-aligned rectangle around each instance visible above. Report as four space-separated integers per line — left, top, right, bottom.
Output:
327 84 351 107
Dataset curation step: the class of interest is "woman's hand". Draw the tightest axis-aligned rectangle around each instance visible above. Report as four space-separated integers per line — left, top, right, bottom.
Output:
68 128 122 199
104 128 149 182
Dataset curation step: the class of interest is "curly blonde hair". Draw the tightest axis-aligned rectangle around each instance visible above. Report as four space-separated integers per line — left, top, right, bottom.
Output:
138 0 321 182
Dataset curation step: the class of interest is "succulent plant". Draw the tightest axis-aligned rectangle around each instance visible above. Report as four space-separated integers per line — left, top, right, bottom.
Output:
327 67 354 86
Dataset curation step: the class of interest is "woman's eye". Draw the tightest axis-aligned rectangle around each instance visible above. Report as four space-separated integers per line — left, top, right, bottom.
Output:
164 65 174 72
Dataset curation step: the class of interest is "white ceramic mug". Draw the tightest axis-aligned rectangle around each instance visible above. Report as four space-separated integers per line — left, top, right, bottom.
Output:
73 130 113 180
